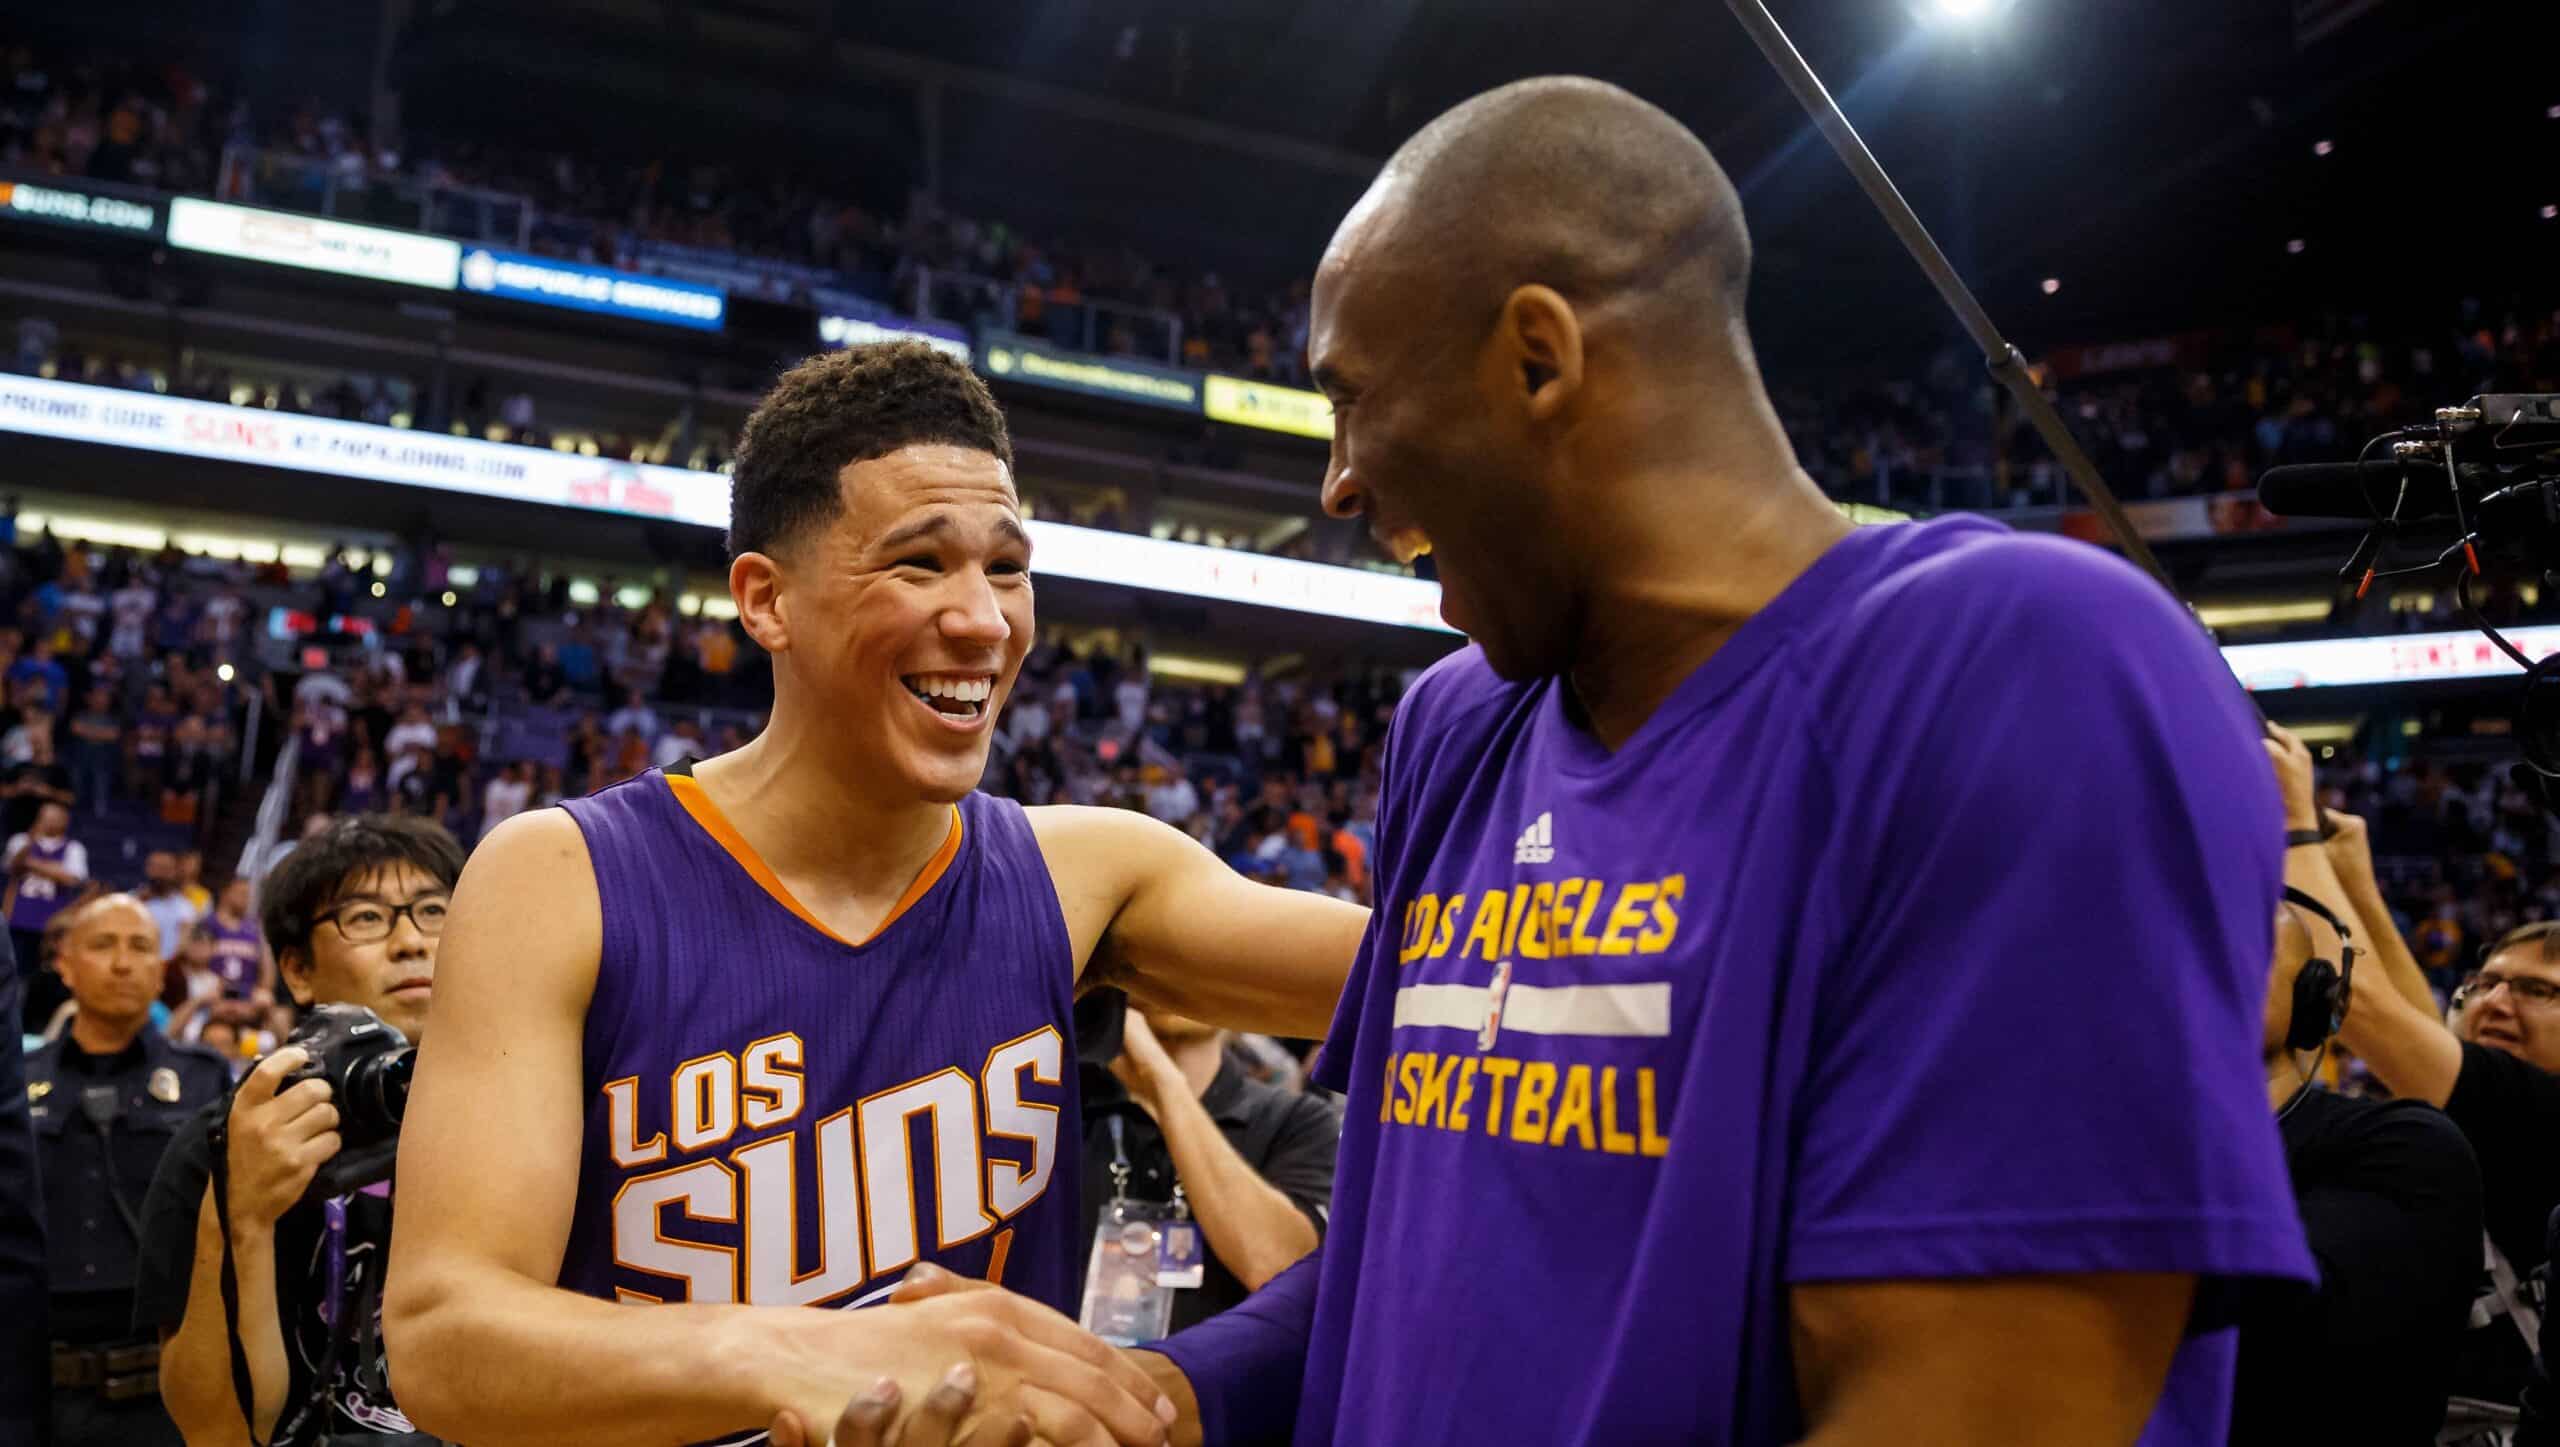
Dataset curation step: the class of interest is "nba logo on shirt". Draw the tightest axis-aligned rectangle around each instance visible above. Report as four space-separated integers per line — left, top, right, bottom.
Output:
1512 812 1554 865
1478 960 1513 1051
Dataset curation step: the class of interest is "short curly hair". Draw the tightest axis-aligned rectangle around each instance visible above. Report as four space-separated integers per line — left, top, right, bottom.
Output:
727 341 1015 558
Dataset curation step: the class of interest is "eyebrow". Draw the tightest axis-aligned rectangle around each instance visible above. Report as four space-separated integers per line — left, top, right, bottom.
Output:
876 514 1033 554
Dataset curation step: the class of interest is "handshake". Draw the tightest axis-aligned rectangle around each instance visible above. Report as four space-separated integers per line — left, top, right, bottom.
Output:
762 1264 1191 1447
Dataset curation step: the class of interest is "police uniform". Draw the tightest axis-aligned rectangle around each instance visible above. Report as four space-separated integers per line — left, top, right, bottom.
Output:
27 1026 230 1447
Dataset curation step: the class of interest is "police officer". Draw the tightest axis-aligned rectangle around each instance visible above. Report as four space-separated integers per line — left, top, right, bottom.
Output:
27 892 227 1446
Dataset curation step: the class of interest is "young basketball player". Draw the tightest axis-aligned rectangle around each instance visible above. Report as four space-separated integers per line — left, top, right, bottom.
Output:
386 342 1368 1447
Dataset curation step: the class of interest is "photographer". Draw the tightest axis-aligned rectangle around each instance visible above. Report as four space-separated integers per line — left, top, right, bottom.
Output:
1078 1002 1341 1337
2267 730 2560 1429
132 816 462 1445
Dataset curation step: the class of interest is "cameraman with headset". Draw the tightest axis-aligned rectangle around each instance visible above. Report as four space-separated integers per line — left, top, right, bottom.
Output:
2227 814 2483 1443
2267 728 2560 1438
132 816 463 1446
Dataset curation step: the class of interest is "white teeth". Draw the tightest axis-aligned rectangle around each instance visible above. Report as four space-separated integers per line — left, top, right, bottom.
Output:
907 675 991 703
1385 528 1433 565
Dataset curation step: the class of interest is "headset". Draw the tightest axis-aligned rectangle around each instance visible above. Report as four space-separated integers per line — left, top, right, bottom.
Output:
2277 885 2358 1119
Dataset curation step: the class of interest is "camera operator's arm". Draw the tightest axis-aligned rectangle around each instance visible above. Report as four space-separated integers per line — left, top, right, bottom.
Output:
386 809 1176 1447
1111 1016 1319 1292
2320 811 2443 1016
157 1049 337 1444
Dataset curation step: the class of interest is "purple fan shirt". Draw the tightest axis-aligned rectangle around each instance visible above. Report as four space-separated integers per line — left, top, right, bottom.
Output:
1160 515 2316 1445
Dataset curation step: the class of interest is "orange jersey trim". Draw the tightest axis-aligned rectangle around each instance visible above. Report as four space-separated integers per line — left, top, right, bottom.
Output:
662 772 963 948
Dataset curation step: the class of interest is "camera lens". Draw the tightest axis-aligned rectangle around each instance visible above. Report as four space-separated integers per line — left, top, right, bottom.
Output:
342 1047 417 1139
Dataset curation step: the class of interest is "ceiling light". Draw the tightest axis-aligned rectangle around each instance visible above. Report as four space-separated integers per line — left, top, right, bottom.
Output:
2286 238 2307 254
2040 277 2061 295
2312 139 2334 156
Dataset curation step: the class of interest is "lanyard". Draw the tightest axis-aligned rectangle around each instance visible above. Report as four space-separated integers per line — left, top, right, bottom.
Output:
1103 1111 1187 1221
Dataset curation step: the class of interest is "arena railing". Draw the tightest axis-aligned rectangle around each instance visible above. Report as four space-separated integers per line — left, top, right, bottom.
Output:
217 145 537 251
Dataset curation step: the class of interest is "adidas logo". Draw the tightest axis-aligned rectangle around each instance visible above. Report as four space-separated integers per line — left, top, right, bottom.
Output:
1513 811 1555 865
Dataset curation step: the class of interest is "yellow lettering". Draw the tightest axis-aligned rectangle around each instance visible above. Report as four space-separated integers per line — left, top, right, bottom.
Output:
1598 883 1656 957
1399 896 1439 964
1412 1053 1461 1129
1448 1058 1480 1132
1548 1064 1598 1151
1568 879 1606 956
1478 1057 1521 1135
1598 1067 1637 1155
1548 880 1582 956
1638 1069 1671 1157
1382 1053 1399 1122
1637 875 1685 953
1519 883 1556 959
1459 893 1508 961
1394 1054 1425 1125
1428 894 1465 959
1497 884 1531 959
1511 1062 1559 1143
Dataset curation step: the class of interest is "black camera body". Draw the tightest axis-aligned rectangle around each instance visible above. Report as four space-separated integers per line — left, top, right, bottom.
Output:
280 1003 415 1202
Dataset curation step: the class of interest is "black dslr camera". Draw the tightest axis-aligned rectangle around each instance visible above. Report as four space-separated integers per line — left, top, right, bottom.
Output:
280 1003 416 1201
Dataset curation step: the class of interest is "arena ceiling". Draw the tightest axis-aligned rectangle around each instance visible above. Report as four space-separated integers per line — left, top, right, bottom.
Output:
378 0 2549 365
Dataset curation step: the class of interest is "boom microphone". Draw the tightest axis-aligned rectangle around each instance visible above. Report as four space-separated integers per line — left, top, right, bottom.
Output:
2256 460 2439 520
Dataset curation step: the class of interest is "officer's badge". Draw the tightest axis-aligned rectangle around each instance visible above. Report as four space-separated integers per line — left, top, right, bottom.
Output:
24 1079 47 1104
148 1067 182 1104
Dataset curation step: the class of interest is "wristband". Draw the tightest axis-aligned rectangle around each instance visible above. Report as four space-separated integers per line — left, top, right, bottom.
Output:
2285 828 2326 848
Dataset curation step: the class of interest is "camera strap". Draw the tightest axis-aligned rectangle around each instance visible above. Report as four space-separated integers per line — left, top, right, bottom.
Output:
208 1117 272 1447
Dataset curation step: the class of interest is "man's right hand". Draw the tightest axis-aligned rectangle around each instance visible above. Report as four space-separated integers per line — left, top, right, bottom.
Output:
224 1046 340 1229
762 1264 1174 1447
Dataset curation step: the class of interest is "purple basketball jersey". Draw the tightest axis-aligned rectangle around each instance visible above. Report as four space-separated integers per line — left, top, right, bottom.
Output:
554 766 1083 1339
5 836 78 932
207 914 264 998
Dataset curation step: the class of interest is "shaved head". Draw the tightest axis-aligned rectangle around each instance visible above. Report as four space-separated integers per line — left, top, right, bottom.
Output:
1339 76 1752 365
1310 76 1792 683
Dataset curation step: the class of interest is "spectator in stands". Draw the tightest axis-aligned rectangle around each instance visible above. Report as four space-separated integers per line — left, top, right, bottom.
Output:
66 684 119 815
173 852 210 918
650 718 704 771
126 684 176 802
135 851 201 962
106 573 154 661
0 702 50 767
5 638 65 714
5 799 87 1021
2228 884 2481 1443
203 878 268 1003
605 687 658 741
521 643 569 707
339 744 383 814
1080 1002 1341 1335
382 701 437 762
480 760 531 841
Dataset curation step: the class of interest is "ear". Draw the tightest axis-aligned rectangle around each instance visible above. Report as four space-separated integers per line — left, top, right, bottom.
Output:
278 947 317 1009
1496 285 1585 423
729 552 790 655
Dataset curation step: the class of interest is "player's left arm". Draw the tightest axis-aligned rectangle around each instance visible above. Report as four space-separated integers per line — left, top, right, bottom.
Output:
1031 806 1366 1039
1791 1274 2194 1446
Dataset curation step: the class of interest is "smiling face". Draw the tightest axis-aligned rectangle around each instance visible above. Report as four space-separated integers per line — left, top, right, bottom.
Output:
1309 182 1585 681
740 443 1034 804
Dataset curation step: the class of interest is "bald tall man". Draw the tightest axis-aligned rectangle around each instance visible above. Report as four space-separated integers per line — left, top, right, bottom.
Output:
1129 77 2315 1445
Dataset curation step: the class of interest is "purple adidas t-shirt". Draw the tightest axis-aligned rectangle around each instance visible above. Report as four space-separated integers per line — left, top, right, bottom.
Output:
1162 516 2315 1444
